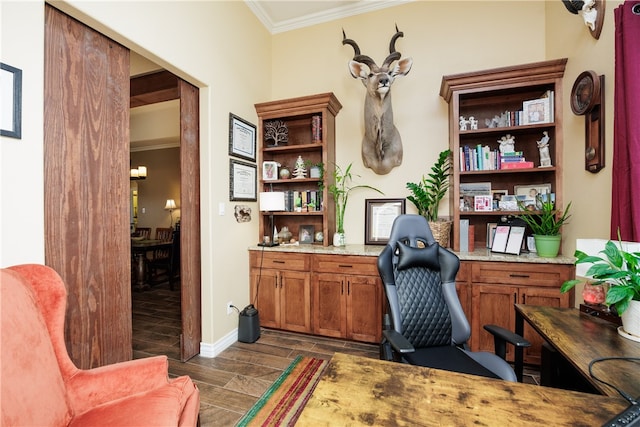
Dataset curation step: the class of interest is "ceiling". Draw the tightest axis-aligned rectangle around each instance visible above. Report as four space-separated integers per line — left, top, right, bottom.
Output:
246 0 412 34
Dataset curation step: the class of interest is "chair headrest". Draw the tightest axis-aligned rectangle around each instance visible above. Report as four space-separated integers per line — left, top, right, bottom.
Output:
396 240 440 271
386 215 436 249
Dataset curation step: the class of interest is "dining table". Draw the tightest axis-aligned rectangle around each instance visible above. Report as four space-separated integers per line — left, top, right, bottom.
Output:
131 238 172 291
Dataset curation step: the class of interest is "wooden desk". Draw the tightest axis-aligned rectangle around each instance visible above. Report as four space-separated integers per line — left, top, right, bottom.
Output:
298 353 627 426
515 304 640 397
131 239 171 290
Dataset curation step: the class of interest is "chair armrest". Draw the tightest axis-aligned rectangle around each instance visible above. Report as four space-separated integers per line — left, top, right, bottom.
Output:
383 329 415 354
483 324 531 360
66 355 171 414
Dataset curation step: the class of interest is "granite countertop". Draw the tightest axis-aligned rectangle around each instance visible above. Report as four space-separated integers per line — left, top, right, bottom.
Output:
248 244 576 265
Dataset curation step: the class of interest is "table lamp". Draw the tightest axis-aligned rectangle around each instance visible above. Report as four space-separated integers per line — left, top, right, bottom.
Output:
258 192 285 247
164 199 177 228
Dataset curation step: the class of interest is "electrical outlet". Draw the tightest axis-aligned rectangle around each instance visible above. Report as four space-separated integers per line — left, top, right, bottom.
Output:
227 301 233 315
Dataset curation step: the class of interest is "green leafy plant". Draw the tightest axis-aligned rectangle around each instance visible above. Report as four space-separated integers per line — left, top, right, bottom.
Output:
517 197 571 236
406 149 452 222
304 160 325 190
328 163 382 233
561 236 640 315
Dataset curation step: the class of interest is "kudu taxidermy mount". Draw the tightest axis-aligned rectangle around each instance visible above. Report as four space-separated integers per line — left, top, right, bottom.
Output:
342 26 413 175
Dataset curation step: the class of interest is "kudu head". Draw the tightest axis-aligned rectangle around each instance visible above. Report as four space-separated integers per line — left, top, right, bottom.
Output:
342 26 412 175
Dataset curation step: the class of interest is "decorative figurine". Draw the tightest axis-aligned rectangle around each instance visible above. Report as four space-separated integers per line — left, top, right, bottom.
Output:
293 155 307 179
264 120 288 146
459 115 469 131
498 134 516 154
537 131 552 167
469 116 478 130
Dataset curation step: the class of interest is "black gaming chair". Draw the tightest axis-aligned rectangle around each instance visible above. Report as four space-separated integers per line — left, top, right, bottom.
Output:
377 215 529 381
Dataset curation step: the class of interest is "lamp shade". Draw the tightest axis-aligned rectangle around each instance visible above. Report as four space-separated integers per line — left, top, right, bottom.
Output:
259 192 285 212
164 199 177 210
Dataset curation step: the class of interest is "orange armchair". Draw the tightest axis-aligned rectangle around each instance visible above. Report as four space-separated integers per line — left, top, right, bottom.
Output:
1 264 199 426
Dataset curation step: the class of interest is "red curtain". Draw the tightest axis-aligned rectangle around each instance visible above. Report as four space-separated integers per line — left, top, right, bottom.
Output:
611 0 640 241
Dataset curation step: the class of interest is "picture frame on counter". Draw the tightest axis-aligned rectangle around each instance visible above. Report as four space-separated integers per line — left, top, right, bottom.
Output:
365 198 406 245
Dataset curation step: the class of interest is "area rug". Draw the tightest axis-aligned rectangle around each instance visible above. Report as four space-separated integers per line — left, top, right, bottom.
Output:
236 356 328 427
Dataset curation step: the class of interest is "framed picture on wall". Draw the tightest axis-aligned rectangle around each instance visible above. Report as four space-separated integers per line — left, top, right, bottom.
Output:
229 159 257 201
228 113 256 162
1 63 22 139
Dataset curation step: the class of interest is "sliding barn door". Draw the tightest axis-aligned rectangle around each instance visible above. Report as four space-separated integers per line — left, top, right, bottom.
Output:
44 5 131 368
179 80 202 361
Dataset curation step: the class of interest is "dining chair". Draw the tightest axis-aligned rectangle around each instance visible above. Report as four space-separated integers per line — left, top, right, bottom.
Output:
148 228 180 289
133 227 151 240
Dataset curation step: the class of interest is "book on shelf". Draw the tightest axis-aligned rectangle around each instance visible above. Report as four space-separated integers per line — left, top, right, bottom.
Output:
501 161 534 169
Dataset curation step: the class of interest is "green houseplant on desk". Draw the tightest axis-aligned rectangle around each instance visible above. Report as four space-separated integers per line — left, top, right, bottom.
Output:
561 239 640 339
328 163 382 246
517 197 572 258
406 149 452 247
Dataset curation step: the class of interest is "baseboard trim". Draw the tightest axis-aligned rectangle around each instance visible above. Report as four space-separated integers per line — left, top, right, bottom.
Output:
199 328 237 358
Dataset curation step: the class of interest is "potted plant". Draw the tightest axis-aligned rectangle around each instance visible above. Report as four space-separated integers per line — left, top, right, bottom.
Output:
517 197 572 258
560 237 640 338
328 163 382 246
406 149 452 246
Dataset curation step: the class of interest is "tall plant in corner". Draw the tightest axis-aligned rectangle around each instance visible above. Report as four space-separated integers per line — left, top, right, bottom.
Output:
406 149 452 222
328 163 382 236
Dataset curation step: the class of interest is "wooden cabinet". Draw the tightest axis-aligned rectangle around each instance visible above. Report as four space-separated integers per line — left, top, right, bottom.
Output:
312 255 382 343
255 93 342 246
467 261 574 364
249 251 311 333
440 59 568 251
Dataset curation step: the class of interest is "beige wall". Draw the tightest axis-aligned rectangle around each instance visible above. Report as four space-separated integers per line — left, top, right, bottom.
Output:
0 0 622 347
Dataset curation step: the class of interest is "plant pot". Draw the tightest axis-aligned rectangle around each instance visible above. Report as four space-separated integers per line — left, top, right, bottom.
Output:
428 220 452 248
533 234 561 258
620 299 640 339
333 232 346 247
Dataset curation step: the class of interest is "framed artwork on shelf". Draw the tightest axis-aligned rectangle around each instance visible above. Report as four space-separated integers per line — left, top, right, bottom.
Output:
262 161 278 181
514 184 552 199
228 113 256 162
486 223 498 248
474 195 493 212
299 225 315 244
1 63 22 139
229 159 257 201
522 98 551 125
365 198 406 245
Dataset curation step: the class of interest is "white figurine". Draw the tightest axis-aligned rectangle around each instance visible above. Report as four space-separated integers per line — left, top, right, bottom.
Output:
469 116 478 130
537 131 552 167
293 155 307 179
498 134 515 154
459 116 469 131
581 0 598 31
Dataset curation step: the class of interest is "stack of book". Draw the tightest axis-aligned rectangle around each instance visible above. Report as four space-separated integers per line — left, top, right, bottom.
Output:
500 151 533 169
284 190 322 212
459 145 501 171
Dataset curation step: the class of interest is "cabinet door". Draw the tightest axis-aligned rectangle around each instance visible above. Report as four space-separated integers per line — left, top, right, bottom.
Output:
471 284 518 360
251 267 279 328
313 273 347 338
347 275 381 343
280 270 312 333
520 286 572 365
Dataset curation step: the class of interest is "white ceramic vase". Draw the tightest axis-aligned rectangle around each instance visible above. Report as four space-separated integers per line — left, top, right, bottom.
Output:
620 299 640 339
333 232 346 247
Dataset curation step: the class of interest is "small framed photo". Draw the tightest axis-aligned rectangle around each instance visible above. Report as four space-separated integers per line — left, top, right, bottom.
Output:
228 113 256 162
1 63 22 139
229 159 257 201
491 190 508 210
522 98 551 125
486 222 498 248
365 198 406 245
262 161 278 181
299 225 315 244
514 184 552 199
474 195 493 212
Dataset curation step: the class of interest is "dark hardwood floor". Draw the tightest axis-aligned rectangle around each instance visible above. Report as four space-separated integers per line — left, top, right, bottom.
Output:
132 283 540 426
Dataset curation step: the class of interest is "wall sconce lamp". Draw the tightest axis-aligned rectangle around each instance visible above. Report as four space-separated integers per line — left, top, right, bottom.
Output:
164 199 177 228
130 166 147 180
258 192 285 247
562 0 605 39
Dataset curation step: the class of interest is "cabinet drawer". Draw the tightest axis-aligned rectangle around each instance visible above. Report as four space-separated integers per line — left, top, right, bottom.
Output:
471 262 574 287
313 254 378 276
250 251 310 271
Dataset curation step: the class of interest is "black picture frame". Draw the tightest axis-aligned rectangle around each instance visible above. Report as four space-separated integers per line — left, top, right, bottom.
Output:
365 198 406 245
228 113 256 162
299 225 315 244
229 159 257 201
1 63 22 139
